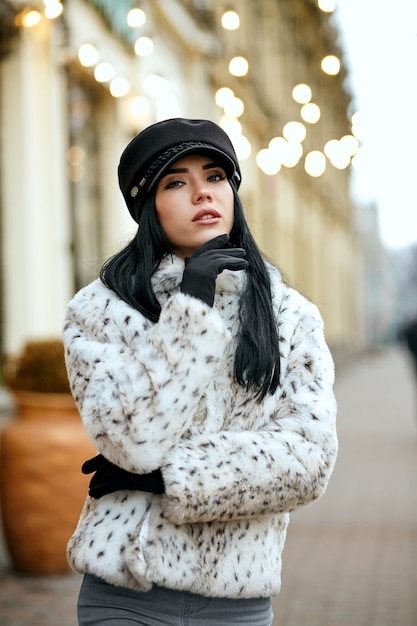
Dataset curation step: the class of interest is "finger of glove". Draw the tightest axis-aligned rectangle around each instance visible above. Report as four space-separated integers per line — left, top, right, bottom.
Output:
186 249 246 274
191 234 230 258
89 466 119 486
89 483 109 499
89 470 164 498
217 257 249 273
192 247 246 264
186 250 247 279
81 454 105 475
88 472 111 498
89 471 123 496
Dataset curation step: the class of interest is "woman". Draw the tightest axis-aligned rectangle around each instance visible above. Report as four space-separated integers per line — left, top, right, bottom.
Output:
64 118 338 626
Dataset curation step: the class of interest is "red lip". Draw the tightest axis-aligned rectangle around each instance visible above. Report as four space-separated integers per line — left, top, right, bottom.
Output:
192 208 221 222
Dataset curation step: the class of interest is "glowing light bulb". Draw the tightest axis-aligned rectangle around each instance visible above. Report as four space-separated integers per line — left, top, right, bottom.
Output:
127 8 146 27
292 83 312 104
256 149 281 175
221 10 240 30
215 87 235 108
340 134 360 156
224 96 244 118
18 9 42 27
130 96 150 117
78 44 99 67
283 121 306 143
135 36 154 56
321 55 340 75
301 103 321 124
44 1 63 19
156 94 182 120
324 137 356 169
144 74 170 97
219 116 242 137
94 63 115 83
329 151 351 170
305 151 326 177
232 134 251 160
318 0 336 12
280 141 303 168
229 56 249 77
268 137 287 157
109 77 130 98
324 139 340 160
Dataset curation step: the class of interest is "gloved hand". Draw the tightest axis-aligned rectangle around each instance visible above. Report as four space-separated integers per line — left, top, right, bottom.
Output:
82 454 165 499
180 234 248 306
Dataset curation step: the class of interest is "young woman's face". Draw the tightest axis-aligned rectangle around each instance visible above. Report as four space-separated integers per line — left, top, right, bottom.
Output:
155 154 235 258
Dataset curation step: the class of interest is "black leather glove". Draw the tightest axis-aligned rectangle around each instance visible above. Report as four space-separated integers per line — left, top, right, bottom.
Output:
82 454 165 499
180 234 248 306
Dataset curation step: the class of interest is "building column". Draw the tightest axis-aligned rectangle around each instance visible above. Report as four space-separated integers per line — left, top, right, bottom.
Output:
1 19 73 354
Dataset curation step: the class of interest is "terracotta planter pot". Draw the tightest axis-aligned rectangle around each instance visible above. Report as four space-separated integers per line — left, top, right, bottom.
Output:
0 391 95 574
10 390 80 421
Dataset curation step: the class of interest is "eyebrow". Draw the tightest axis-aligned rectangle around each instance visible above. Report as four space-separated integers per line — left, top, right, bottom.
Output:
163 162 221 176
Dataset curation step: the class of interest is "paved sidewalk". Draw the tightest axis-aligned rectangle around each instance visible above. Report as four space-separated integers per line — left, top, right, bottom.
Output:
272 346 417 626
0 347 416 625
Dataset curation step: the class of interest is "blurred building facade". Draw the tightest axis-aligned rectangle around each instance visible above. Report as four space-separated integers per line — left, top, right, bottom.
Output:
0 0 363 365
355 201 398 344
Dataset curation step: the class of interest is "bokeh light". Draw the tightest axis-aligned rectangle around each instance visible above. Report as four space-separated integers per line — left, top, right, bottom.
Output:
305 150 326 177
232 134 252 160
94 62 115 83
78 44 99 67
135 36 154 56
223 96 244 117
17 10 42 27
221 10 240 30
283 121 307 143
127 8 146 27
44 1 63 20
292 83 312 104
129 96 150 117
301 102 321 123
256 149 282 175
215 87 235 108
109 77 130 97
317 0 336 12
229 56 249 77
321 55 340 75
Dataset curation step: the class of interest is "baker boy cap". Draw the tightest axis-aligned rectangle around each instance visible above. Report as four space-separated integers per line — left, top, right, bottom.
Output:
118 118 242 222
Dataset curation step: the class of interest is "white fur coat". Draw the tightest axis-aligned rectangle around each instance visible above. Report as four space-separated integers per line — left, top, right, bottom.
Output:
64 254 337 599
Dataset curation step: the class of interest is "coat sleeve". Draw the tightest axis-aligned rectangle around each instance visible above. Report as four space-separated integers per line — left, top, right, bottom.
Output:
160 290 338 524
63 282 231 472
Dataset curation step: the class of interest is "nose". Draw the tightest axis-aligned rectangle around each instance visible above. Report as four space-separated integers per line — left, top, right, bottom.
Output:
192 181 213 204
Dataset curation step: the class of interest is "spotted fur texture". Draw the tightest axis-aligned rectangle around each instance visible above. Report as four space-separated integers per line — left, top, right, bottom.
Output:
64 254 337 598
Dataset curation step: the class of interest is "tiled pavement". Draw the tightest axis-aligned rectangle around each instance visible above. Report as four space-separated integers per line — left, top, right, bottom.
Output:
273 346 417 626
0 346 416 625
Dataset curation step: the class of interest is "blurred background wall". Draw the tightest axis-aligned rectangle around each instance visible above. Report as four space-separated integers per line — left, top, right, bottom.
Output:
0 0 406 371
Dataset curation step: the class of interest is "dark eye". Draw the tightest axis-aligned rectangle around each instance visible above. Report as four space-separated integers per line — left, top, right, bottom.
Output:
207 172 226 183
165 179 184 189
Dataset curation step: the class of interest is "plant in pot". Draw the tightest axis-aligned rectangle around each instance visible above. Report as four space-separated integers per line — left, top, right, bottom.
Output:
4 338 74 417
1 339 95 574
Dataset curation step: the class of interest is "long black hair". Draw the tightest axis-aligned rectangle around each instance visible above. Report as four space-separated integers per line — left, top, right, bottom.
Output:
100 188 281 400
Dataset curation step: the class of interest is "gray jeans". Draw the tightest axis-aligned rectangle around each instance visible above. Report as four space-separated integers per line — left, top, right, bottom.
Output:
78 574 274 626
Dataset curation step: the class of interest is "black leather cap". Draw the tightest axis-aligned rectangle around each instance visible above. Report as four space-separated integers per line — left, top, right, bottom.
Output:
118 118 241 222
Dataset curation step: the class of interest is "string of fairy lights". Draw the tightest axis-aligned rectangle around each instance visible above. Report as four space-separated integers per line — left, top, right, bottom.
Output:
15 0 361 179
217 4 361 178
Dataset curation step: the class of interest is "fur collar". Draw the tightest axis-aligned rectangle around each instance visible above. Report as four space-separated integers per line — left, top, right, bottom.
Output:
151 253 247 299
